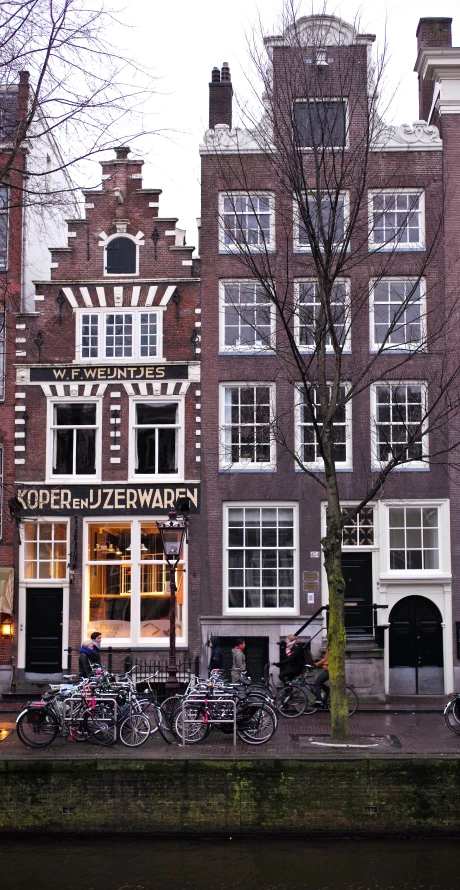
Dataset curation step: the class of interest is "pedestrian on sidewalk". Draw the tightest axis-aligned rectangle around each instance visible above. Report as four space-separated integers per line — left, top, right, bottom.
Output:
314 647 329 705
208 635 223 674
78 639 98 678
90 631 102 665
231 638 246 682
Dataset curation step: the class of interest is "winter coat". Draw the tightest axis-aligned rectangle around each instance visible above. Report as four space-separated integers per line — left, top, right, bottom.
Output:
78 645 98 678
275 643 305 682
208 636 223 671
91 642 102 665
231 646 246 682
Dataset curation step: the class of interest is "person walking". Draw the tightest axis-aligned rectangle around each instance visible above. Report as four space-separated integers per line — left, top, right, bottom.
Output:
208 635 223 674
314 647 329 706
78 639 98 678
90 631 102 665
231 638 246 682
273 634 305 683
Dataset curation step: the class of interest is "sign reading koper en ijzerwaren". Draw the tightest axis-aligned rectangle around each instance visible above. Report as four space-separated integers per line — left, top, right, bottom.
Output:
14 484 200 514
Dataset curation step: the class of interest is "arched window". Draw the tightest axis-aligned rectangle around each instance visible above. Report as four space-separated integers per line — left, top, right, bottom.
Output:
105 236 137 274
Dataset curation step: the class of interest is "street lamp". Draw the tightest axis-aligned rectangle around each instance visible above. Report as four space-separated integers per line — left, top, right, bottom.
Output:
156 508 188 692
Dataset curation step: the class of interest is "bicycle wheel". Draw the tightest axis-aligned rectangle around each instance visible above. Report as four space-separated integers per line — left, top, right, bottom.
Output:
247 692 278 728
444 699 460 735
16 707 59 748
275 685 307 717
119 713 151 747
172 703 212 745
150 703 175 745
236 703 276 745
326 686 359 716
161 695 182 729
84 708 118 746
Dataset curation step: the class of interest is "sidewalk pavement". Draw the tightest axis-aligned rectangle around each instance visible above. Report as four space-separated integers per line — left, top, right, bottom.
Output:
1 706 459 761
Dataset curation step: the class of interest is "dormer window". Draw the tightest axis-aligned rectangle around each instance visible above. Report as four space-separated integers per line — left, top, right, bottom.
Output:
105 236 137 275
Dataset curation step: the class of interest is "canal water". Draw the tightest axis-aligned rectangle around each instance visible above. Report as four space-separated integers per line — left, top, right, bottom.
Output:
0 838 458 890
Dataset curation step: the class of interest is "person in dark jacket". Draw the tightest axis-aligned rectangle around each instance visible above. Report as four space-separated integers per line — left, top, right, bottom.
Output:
273 635 305 683
208 635 223 674
78 640 99 678
90 631 102 665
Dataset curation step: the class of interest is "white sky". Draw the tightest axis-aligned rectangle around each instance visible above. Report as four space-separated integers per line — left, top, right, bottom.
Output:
88 0 459 249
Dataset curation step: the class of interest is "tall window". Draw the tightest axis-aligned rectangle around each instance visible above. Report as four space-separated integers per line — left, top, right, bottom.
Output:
226 505 296 610
371 279 424 350
86 520 185 644
51 403 98 476
297 384 351 468
105 236 137 274
295 192 347 251
0 447 3 540
220 193 274 251
0 304 5 399
220 385 274 469
370 192 424 250
389 506 439 570
79 310 160 360
24 522 68 579
0 187 7 270
220 280 274 351
295 279 349 350
372 384 426 467
133 401 180 476
294 100 347 148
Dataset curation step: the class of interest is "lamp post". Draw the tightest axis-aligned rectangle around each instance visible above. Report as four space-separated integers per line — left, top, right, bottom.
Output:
156 508 188 692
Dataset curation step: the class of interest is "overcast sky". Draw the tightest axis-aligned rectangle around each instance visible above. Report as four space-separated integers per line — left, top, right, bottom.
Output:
93 0 459 249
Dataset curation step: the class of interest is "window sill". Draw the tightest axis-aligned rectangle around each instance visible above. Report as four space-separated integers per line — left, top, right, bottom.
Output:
371 464 429 472
219 349 276 356
218 248 276 255
295 465 353 472
369 245 425 252
219 466 276 473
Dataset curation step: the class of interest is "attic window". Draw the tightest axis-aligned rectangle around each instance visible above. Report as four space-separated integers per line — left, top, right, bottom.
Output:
105 236 137 275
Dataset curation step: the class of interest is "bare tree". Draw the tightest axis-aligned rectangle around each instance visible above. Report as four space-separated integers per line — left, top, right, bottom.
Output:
205 1 458 740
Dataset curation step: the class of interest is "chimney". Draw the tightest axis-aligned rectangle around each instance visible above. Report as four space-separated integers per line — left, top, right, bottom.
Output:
208 62 233 129
416 18 452 121
17 71 30 127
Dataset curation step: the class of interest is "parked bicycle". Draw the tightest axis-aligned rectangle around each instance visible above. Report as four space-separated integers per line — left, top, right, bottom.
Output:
444 693 460 734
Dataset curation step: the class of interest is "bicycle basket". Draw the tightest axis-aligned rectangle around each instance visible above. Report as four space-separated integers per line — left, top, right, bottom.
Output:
26 703 48 724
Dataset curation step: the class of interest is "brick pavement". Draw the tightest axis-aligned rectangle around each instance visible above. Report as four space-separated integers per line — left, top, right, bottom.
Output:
1 708 460 760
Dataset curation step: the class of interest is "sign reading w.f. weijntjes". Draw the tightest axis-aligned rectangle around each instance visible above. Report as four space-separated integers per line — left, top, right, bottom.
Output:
28 364 189 382
14 484 200 515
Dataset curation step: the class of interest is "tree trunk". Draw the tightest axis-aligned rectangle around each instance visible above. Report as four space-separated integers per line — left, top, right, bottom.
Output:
322 517 350 742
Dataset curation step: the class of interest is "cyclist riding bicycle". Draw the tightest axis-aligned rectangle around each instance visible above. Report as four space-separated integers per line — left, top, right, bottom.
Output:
314 647 329 706
273 635 305 684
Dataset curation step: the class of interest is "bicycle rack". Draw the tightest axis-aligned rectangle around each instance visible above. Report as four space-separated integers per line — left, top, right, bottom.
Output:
180 696 237 747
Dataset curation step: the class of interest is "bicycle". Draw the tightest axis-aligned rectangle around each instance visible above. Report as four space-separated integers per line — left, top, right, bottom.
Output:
16 681 118 748
302 680 359 715
444 693 460 734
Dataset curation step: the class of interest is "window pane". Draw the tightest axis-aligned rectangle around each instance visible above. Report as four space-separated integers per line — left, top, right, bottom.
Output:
294 101 346 147
75 430 96 475
55 404 96 425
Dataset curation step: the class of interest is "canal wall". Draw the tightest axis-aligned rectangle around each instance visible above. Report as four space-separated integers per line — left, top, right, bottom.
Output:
1 757 460 836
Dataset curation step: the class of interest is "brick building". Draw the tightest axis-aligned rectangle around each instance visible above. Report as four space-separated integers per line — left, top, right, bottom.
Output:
10 147 201 685
0 73 75 690
198 15 460 696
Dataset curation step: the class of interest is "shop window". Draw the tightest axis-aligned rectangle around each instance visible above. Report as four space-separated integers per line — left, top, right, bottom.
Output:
294 100 347 147
132 401 181 477
24 522 68 580
51 402 98 476
225 505 297 611
105 236 137 274
86 521 185 644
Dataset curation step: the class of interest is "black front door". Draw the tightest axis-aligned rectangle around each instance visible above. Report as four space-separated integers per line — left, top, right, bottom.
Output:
26 588 63 673
341 552 373 635
217 637 269 682
390 595 443 690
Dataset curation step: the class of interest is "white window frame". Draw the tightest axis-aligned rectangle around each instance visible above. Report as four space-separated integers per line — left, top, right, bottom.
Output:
223 501 299 616
82 517 188 649
219 382 276 471
76 308 163 363
219 279 276 353
46 398 102 483
294 382 352 471
218 192 275 253
368 189 425 252
293 98 349 150
380 499 450 578
293 191 349 252
294 278 351 352
0 303 5 400
0 186 8 271
20 519 70 584
370 382 428 471
102 232 141 277
369 277 426 353
128 396 185 481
